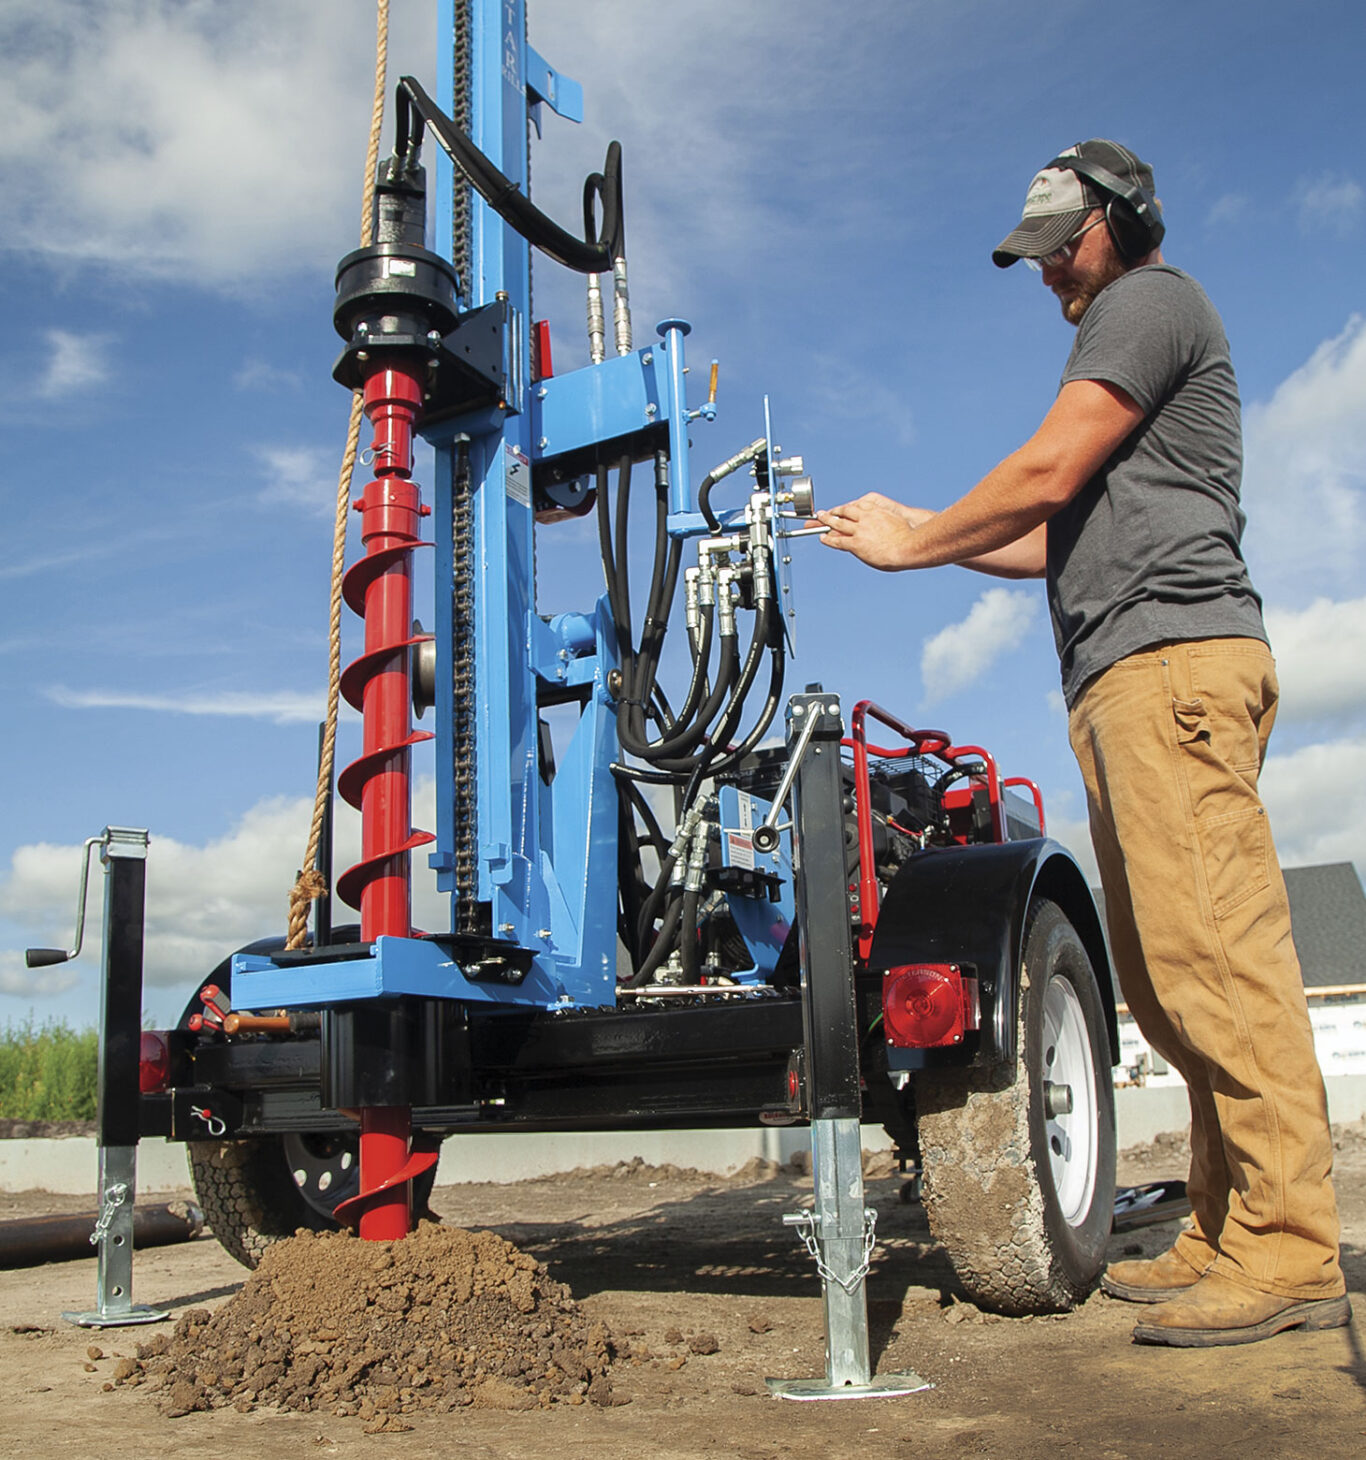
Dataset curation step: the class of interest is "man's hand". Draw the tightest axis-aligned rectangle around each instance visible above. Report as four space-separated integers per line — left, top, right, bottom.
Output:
815 495 934 570
841 493 936 528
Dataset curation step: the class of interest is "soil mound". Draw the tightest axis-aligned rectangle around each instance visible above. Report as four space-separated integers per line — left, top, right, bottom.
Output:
127 1224 618 1425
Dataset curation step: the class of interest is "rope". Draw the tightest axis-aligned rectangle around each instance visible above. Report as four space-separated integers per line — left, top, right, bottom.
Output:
285 0 391 951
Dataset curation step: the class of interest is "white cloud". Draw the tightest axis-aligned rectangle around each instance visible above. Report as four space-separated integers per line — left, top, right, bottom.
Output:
920 587 1037 703
1242 315 1366 593
255 445 340 515
0 780 445 1011
1294 173 1365 236
0 543 120 582
0 0 436 290
1261 736 1366 875
235 359 304 392
44 685 328 725
1264 597 1366 725
1041 807 1099 886
524 1 899 348
0 0 884 319
1205 193 1249 229
36 328 112 398
794 350 916 449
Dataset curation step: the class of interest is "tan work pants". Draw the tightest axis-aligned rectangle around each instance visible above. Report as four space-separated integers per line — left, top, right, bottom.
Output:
1068 638 1343 1299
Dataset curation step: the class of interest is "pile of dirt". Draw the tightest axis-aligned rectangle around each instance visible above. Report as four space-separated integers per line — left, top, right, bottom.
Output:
120 1224 620 1428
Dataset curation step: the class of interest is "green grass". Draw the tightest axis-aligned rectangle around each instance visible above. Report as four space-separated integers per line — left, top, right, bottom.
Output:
0 1018 99 1121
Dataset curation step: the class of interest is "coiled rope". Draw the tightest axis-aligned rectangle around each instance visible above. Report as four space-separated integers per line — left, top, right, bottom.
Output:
285 0 391 951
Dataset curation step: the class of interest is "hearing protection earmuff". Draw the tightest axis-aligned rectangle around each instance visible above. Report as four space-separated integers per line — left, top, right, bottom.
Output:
1046 153 1165 261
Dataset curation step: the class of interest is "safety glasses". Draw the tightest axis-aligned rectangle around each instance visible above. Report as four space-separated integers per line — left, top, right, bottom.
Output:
1024 214 1106 272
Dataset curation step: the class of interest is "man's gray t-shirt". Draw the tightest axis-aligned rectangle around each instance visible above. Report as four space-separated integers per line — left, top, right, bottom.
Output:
1047 264 1266 706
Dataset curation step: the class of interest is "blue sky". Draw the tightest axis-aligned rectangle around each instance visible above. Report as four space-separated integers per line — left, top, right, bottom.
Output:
2 0 1364 1029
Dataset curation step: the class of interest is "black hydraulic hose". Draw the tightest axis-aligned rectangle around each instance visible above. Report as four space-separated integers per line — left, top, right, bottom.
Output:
706 595 777 753
613 453 634 649
697 470 724 533
649 681 677 736
617 466 664 756
660 604 714 742
621 775 668 857
397 77 620 274
697 441 768 533
582 141 626 260
639 535 682 672
703 631 786 779
648 601 766 775
609 452 732 763
635 507 676 671
625 628 738 769
661 632 740 760
611 759 691 786
631 890 685 986
634 853 677 954
621 542 692 756
617 789 648 970
596 463 635 686
679 888 701 983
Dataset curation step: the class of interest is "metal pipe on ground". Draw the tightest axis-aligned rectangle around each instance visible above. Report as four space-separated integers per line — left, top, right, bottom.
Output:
0 1202 204 1269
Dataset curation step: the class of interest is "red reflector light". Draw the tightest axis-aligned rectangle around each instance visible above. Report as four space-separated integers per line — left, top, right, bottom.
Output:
883 964 973 1048
139 1031 171 1093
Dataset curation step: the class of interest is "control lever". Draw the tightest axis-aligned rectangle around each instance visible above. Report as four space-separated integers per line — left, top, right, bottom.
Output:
751 700 836 853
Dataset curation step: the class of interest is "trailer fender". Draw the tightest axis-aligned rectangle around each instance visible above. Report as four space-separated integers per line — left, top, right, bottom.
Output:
867 838 1117 1067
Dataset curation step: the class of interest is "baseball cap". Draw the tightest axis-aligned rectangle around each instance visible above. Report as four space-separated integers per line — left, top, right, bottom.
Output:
992 139 1158 268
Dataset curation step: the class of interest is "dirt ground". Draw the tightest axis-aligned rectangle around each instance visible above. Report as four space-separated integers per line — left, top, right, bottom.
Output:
3 1126 1366 1460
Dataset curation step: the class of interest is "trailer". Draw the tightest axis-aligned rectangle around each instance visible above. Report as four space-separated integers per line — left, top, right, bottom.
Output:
34 0 1118 1357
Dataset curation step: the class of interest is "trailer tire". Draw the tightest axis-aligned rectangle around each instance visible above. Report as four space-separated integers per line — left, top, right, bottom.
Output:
189 1137 336 1269
914 898 1115 1315
189 1135 438 1269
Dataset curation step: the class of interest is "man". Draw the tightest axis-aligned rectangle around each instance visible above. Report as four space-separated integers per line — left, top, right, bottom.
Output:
817 139 1349 1347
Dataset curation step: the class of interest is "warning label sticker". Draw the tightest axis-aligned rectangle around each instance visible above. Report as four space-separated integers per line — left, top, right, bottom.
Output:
505 445 531 507
726 831 755 871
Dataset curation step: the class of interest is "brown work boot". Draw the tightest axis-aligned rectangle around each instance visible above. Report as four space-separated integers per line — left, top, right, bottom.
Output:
1132 1270 1352 1347
1101 1246 1207 1303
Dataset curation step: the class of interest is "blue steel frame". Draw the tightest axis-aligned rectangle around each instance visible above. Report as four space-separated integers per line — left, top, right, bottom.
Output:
237 0 724 1014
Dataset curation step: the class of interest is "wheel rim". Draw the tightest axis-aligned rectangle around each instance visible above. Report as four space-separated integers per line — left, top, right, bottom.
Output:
1040 973 1099 1227
281 1131 360 1220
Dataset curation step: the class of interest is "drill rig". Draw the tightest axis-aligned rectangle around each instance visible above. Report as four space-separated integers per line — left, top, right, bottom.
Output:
118 1 1118 1323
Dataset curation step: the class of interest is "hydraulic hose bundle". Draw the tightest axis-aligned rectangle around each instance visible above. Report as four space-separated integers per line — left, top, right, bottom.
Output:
601 458 784 784
597 448 787 983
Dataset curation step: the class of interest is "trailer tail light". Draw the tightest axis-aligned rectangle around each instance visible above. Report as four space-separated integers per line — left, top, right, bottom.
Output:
139 1031 172 1093
882 964 979 1048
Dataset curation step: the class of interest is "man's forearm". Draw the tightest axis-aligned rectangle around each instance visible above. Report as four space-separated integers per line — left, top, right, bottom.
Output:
958 523 1048 577
904 449 1069 564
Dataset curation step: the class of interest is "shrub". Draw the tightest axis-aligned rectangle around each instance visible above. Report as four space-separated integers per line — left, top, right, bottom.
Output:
0 1018 99 1121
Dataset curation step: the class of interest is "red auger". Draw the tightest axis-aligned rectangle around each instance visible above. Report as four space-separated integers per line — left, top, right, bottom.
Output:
334 362 438 1240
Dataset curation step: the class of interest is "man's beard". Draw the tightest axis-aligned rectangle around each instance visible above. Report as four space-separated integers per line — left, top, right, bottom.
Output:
1060 253 1130 325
